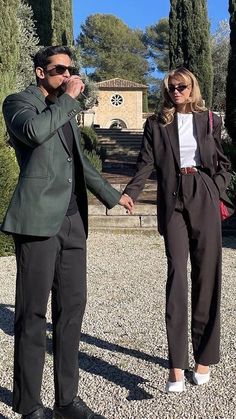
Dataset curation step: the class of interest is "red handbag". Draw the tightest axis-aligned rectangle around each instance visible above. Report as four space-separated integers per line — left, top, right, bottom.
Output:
209 110 230 221
219 200 230 220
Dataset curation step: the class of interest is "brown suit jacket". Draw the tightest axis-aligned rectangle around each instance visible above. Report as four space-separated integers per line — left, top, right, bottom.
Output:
124 111 234 235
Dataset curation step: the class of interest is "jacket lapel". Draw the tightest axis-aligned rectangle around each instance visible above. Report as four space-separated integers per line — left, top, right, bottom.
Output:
58 128 71 155
70 118 83 160
193 111 209 165
26 84 48 111
164 111 209 169
164 115 181 169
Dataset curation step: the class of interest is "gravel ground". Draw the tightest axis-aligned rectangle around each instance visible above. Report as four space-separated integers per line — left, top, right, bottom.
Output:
0 231 235 419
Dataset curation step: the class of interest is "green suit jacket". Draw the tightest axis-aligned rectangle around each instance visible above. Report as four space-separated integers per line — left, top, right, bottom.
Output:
1 85 121 237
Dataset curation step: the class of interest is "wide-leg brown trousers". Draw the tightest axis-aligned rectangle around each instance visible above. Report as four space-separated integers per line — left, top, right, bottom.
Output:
163 171 222 369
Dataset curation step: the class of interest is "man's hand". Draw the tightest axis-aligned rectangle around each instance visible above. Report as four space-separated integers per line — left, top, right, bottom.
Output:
119 194 134 214
63 76 85 99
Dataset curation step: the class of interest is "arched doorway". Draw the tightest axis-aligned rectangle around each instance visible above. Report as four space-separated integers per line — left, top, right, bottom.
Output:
109 119 127 129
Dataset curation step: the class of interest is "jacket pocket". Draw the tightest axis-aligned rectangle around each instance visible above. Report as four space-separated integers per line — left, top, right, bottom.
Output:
20 144 52 178
198 170 219 200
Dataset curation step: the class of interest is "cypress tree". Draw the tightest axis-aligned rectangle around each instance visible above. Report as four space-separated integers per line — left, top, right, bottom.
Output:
0 0 20 254
26 0 73 45
225 0 236 141
17 1 40 91
25 0 52 46
52 0 74 45
169 0 213 107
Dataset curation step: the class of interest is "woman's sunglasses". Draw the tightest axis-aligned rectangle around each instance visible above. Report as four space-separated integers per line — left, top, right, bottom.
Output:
168 84 189 93
44 65 78 76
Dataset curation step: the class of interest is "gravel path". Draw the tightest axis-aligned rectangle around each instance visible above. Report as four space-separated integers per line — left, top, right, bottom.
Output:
0 232 235 419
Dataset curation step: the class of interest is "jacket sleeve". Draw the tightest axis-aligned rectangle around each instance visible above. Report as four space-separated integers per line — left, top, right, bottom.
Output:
3 92 81 148
212 114 232 197
123 117 155 200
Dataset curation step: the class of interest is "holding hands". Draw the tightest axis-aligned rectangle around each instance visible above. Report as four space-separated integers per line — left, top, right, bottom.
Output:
119 193 134 214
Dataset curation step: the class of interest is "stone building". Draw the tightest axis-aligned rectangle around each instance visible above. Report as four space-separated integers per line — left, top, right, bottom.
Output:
83 78 148 130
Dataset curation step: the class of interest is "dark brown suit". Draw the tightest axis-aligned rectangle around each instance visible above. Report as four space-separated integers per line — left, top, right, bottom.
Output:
124 111 234 368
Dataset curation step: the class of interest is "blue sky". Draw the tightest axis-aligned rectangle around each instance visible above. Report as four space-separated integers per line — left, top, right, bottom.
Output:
73 0 229 39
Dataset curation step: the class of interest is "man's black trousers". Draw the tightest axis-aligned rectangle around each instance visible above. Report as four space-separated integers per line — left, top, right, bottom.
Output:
13 211 87 415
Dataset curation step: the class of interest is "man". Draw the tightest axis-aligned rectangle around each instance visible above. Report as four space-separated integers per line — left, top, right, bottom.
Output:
1 45 133 419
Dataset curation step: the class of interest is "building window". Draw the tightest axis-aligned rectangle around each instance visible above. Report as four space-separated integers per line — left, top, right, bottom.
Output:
110 93 124 107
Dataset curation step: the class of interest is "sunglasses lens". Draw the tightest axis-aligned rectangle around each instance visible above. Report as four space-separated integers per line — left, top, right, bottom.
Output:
68 67 78 76
46 65 77 76
55 65 66 74
168 85 187 93
178 85 187 92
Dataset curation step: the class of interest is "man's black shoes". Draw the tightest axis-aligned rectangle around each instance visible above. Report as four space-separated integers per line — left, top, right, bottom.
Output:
53 396 106 419
22 408 45 419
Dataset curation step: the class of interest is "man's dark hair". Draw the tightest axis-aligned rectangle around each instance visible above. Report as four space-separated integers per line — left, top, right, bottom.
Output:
33 45 73 70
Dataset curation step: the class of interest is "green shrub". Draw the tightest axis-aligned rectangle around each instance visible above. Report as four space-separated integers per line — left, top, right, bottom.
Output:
0 144 18 256
0 234 15 256
81 125 106 167
81 126 99 152
222 139 236 205
83 149 102 172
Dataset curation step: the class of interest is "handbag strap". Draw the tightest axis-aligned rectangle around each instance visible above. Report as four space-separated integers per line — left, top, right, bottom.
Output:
209 110 213 134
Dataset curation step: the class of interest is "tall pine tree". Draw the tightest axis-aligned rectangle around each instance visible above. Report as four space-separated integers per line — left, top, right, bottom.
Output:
225 0 236 141
169 0 213 107
26 0 73 45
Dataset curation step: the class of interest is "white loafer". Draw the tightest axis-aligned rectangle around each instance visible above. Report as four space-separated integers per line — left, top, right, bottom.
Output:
165 370 186 393
193 371 210 385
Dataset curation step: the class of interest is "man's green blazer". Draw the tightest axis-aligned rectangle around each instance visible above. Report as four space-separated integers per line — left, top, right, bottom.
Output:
1 85 121 237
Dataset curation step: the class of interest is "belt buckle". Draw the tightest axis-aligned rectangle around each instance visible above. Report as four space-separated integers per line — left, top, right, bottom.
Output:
180 166 197 175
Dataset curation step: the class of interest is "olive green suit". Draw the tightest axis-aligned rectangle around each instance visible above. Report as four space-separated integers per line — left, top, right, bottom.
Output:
1 84 121 237
1 84 121 415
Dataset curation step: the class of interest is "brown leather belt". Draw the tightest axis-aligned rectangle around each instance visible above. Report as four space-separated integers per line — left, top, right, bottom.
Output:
180 166 198 175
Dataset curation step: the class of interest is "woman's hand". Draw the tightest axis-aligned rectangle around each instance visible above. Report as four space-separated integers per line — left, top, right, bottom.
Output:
119 194 134 214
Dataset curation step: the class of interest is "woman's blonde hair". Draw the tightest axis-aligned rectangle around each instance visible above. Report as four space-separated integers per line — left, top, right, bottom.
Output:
159 67 207 125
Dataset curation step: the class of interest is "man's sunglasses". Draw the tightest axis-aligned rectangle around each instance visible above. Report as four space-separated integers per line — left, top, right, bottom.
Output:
44 65 78 76
168 84 189 93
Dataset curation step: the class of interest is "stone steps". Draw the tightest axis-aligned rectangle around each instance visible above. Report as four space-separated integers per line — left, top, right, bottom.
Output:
91 127 158 230
96 127 143 176
89 178 158 230
89 203 157 230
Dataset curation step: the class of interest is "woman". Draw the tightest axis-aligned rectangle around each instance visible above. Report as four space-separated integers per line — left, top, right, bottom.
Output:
123 67 234 392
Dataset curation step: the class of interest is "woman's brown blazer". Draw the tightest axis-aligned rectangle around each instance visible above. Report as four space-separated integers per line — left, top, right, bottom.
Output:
124 111 234 235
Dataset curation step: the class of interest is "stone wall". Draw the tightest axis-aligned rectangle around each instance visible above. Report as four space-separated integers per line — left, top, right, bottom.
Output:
94 89 144 130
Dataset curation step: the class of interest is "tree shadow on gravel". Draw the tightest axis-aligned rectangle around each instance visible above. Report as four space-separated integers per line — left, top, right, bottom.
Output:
46 331 164 400
81 333 168 368
0 309 165 402
0 385 12 414
222 235 236 249
0 304 14 336
79 351 154 401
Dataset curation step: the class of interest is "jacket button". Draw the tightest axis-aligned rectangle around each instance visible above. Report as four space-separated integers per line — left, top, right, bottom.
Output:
172 192 177 196
67 157 72 162
68 178 72 183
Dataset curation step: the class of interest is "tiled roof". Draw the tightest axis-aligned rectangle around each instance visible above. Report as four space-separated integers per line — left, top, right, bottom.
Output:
96 78 147 89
